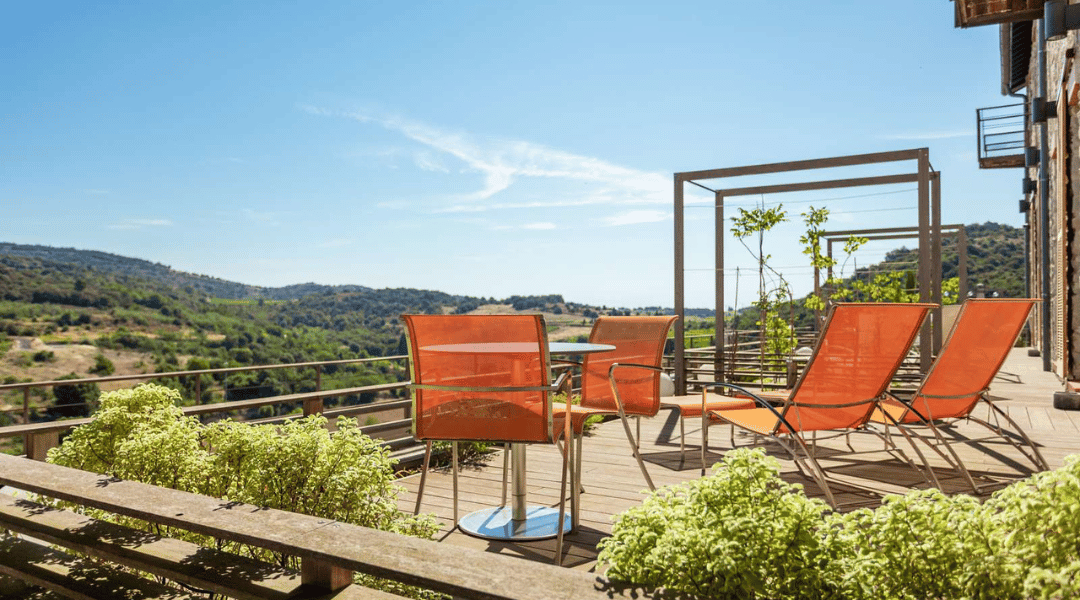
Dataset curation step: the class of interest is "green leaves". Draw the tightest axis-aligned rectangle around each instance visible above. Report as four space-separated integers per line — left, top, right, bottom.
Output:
598 448 845 599
47 383 438 594
599 449 1080 600
731 205 789 240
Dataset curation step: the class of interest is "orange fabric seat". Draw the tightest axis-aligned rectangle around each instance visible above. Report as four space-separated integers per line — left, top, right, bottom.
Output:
661 393 756 418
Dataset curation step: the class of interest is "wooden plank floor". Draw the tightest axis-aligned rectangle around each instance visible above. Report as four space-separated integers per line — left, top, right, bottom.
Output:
395 348 1076 571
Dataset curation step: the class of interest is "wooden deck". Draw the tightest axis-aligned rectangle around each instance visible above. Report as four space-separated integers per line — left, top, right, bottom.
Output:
395 348 1077 570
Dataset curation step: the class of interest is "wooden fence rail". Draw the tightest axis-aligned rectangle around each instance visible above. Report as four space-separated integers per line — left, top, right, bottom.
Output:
0 354 411 426
0 454 638 600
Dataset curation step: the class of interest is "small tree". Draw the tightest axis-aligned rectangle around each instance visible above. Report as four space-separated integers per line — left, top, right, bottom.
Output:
49 373 99 418
731 203 793 379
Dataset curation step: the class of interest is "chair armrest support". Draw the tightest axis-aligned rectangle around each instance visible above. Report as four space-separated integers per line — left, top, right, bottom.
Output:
606 363 664 421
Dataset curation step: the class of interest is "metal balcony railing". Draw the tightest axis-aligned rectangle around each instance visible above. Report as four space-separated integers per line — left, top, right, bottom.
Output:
977 103 1026 169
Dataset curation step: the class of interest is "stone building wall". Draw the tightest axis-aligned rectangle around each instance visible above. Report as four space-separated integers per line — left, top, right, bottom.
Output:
1024 25 1079 381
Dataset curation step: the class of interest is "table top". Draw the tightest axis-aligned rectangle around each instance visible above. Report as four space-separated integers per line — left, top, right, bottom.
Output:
420 342 614 355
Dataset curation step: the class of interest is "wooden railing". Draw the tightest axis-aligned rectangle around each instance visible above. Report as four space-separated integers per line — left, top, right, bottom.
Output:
0 355 410 422
0 356 417 463
0 453 639 600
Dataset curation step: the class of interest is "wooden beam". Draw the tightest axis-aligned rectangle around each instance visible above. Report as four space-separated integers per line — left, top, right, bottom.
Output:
675 149 923 182
0 455 633 600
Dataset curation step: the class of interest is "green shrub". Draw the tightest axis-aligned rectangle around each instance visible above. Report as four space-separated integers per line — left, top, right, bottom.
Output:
597 448 846 599
834 489 983 600
599 449 1080 600
976 454 1080 600
47 383 438 595
88 353 115 375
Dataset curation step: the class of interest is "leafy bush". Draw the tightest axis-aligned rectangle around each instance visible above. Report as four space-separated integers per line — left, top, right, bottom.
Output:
599 449 1080 600
834 489 984 600
598 448 846 599
88 353 115 375
976 455 1080 599
49 373 99 418
47 384 438 595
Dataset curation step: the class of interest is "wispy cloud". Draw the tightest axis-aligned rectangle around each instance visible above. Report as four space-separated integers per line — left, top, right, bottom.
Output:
522 222 556 230
601 210 671 227
319 238 353 248
414 150 450 173
491 221 557 231
878 130 971 141
107 218 172 230
302 105 670 210
242 209 282 226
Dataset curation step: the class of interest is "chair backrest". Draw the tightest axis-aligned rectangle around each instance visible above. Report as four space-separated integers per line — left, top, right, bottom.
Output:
781 303 933 433
909 298 1035 420
402 314 554 443
580 316 677 416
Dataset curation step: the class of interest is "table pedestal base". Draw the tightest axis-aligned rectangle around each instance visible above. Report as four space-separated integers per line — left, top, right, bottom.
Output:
458 505 571 541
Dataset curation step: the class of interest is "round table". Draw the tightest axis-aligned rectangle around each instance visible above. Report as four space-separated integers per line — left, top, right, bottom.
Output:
421 341 614 540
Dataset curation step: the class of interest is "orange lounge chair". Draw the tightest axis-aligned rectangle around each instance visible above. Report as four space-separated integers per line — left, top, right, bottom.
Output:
706 302 935 507
402 314 574 562
870 298 1048 492
552 316 676 495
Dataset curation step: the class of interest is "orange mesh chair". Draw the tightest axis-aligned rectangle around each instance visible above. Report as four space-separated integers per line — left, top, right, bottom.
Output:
551 316 676 494
871 298 1048 492
402 314 573 559
707 302 934 507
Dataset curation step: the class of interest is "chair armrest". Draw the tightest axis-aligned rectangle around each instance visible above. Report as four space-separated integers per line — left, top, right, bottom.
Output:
701 381 798 433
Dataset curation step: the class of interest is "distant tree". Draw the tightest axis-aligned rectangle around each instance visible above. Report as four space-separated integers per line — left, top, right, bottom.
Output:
89 353 115 376
50 373 99 418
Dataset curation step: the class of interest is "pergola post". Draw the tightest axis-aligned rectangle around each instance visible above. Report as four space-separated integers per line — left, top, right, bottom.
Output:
959 226 969 300
674 175 686 395
714 193 725 386
918 149 932 372
931 173 943 356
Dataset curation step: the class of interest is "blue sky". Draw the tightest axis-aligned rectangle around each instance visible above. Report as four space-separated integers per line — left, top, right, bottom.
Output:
2 2 1018 308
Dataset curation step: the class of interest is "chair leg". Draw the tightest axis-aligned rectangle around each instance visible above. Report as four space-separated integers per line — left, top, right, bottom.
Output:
678 414 686 466
451 441 459 525
575 434 584 494
977 398 1050 471
617 412 655 491
700 409 710 477
413 440 433 515
779 434 837 509
883 419 944 490
915 420 980 493
501 442 510 506
555 418 573 565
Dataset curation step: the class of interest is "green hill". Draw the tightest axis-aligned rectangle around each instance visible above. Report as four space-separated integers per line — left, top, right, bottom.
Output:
863 221 1025 298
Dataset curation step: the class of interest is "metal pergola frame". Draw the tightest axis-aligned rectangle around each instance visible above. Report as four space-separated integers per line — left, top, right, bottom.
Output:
820 224 969 354
821 224 968 302
673 148 941 395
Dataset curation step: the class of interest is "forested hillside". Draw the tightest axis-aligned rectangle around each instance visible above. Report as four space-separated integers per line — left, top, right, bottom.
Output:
867 222 1025 298
0 250 586 427
0 223 1026 425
